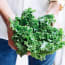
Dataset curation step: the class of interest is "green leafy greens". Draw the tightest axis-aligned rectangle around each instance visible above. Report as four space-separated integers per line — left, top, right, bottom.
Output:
10 8 65 61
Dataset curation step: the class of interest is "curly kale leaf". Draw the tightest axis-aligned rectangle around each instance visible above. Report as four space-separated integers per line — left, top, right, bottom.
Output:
10 8 65 61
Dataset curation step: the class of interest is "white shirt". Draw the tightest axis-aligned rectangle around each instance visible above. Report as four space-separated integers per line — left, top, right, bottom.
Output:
0 0 49 40
0 0 65 65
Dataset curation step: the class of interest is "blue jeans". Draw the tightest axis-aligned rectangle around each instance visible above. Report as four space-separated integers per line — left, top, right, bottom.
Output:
0 39 56 65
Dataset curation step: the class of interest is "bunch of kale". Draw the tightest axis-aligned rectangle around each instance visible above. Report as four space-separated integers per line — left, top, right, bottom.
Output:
10 8 65 61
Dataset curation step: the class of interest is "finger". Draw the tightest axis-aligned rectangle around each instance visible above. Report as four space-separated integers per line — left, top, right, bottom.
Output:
27 51 31 55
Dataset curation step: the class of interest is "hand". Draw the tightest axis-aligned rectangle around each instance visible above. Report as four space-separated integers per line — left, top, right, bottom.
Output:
8 27 31 56
8 26 31 55
46 2 63 29
8 24 17 50
46 2 61 15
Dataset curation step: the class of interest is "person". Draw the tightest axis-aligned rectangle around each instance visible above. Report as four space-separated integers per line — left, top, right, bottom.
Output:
0 0 65 65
